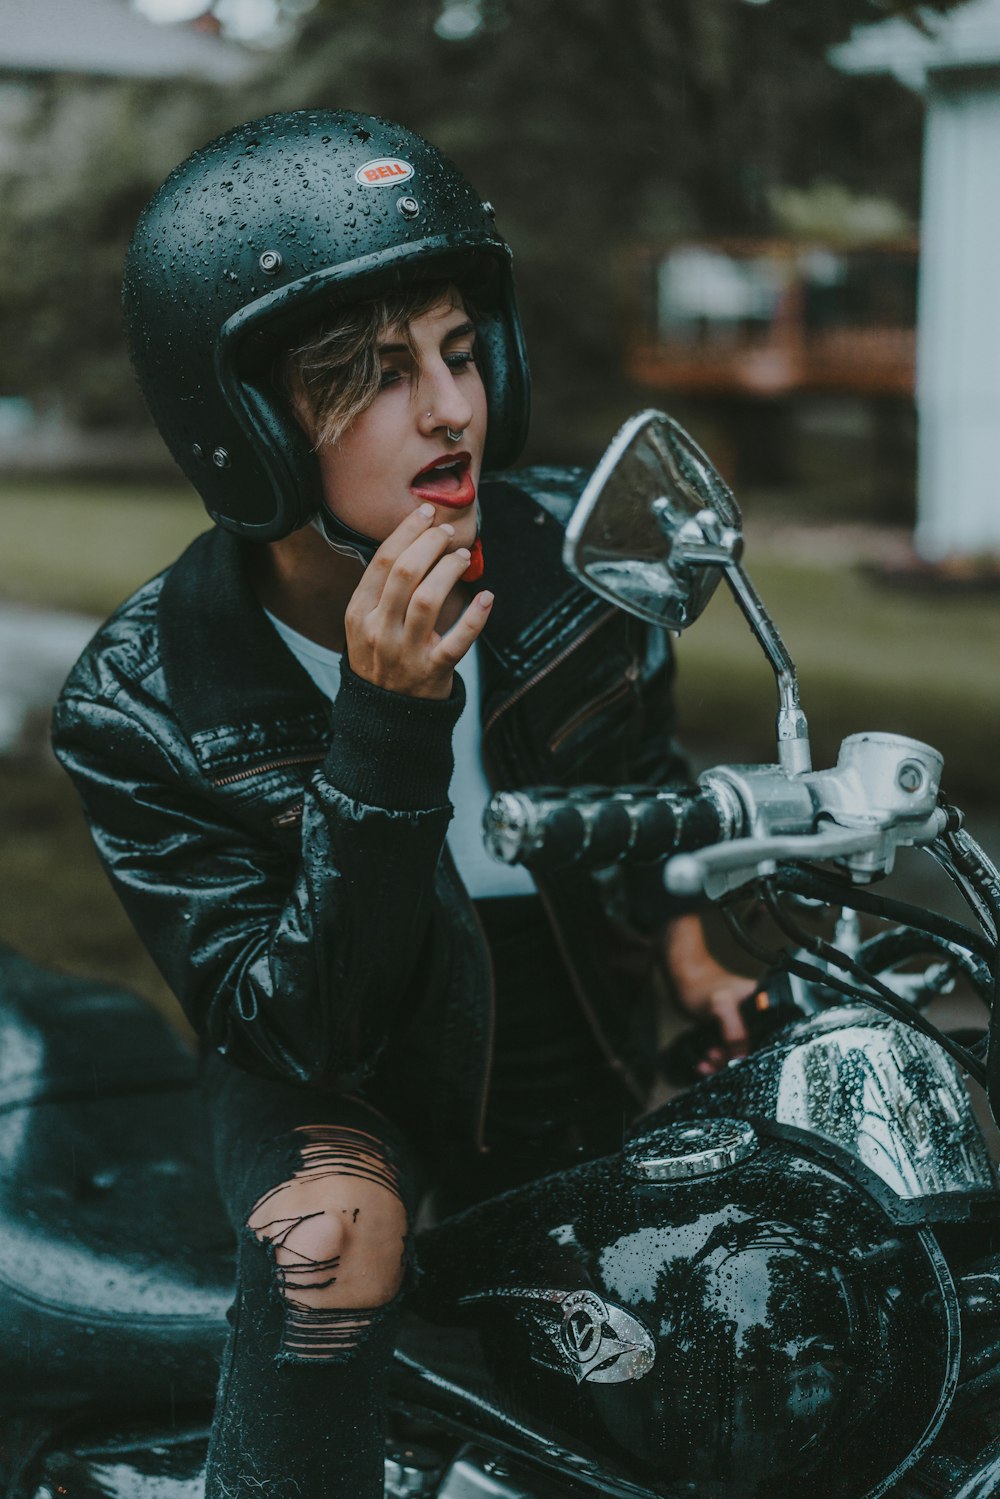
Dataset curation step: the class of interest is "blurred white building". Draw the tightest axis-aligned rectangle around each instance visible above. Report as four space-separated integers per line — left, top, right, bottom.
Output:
833 1 1000 560
0 0 254 469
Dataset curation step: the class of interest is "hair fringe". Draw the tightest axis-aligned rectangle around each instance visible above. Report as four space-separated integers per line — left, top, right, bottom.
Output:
279 282 465 450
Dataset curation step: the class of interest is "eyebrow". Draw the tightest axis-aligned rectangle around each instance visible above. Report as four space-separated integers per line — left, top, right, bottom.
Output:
377 320 477 356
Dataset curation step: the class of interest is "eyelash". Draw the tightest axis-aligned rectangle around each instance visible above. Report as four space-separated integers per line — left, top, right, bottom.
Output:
378 350 477 389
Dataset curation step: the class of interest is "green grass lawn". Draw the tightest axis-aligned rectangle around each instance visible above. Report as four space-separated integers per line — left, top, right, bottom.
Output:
0 476 206 614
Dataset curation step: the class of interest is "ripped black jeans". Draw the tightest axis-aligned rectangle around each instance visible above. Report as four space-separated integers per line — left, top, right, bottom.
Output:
200 1053 423 1499
199 896 636 1498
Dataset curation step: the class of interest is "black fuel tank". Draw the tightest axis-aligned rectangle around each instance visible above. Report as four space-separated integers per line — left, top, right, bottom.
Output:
413 1119 959 1499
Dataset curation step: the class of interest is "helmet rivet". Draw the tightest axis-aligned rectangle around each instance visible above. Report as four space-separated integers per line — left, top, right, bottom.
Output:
396 196 420 221
212 447 231 469
258 250 283 275
482 200 495 219
191 443 204 461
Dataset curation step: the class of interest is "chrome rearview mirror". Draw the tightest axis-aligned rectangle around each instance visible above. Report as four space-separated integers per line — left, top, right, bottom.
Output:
563 410 741 631
564 410 812 776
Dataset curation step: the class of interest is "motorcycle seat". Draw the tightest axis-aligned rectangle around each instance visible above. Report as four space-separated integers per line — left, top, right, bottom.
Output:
0 944 233 1419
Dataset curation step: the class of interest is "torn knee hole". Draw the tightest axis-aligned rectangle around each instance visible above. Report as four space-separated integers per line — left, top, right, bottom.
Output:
246 1123 409 1361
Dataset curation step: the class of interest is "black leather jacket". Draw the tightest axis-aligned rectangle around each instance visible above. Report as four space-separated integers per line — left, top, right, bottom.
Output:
53 469 690 1159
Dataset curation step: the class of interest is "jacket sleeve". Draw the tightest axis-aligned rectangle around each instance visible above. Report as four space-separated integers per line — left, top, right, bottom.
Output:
52 660 463 1090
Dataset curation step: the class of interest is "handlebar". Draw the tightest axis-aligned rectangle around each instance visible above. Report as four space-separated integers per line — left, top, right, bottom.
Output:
483 733 954 894
482 786 730 872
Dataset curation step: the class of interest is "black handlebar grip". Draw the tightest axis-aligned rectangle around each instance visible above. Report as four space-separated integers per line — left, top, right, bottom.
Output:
483 786 726 871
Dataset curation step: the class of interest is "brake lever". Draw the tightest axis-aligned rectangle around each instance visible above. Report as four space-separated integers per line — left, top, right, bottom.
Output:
666 813 947 900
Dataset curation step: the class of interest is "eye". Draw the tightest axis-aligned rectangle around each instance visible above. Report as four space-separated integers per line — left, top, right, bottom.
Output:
378 367 403 389
445 350 477 372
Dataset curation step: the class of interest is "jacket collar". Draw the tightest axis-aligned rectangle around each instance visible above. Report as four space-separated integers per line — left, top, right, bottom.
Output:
158 527 330 775
477 478 607 680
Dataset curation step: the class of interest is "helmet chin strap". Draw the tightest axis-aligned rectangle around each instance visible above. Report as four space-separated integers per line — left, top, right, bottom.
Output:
310 505 379 565
312 501 485 580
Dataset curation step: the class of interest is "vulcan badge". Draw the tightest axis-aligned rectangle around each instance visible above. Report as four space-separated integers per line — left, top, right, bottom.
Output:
461 1286 656 1385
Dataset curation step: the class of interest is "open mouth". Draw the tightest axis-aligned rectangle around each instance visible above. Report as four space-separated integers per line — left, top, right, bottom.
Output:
411 451 476 508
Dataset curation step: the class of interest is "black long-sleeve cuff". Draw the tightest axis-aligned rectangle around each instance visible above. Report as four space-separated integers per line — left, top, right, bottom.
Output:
323 657 465 812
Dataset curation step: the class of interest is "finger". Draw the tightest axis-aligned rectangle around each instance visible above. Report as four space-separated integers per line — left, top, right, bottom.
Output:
715 997 749 1052
377 524 458 622
403 547 475 638
350 504 438 613
434 590 495 666
697 1046 727 1076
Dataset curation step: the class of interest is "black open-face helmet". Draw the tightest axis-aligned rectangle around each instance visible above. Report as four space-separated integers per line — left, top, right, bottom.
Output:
123 110 530 543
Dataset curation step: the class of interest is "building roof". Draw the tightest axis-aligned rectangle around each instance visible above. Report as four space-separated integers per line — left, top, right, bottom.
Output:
0 0 255 83
831 0 1000 89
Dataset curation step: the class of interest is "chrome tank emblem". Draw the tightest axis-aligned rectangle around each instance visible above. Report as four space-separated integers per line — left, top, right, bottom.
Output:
460 1286 655 1384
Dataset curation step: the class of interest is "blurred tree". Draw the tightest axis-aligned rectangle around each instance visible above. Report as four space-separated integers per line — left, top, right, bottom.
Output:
0 74 232 428
0 0 969 450
248 0 968 459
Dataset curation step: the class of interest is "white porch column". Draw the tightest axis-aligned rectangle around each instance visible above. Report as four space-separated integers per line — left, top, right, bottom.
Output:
916 73 1000 558
831 1 1000 559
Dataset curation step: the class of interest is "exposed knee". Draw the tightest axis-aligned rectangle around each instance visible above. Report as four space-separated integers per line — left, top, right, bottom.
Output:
246 1123 409 1360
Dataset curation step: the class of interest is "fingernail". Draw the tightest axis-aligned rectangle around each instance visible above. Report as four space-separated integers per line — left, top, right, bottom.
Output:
419 503 435 518
478 591 494 608
440 522 455 536
455 547 471 560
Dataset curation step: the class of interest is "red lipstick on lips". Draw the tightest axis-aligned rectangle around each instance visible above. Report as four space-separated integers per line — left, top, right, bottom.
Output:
410 451 476 509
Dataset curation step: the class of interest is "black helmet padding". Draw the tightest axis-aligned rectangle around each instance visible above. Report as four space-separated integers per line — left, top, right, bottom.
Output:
123 111 530 540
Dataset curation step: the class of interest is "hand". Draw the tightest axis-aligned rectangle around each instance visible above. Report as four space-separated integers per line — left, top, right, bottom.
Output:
663 915 757 1076
672 963 757 1076
345 504 494 700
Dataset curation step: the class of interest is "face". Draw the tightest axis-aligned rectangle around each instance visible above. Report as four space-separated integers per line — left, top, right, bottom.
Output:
314 294 488 553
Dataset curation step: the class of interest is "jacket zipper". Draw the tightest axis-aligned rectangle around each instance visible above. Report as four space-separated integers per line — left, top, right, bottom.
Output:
211 752 325 788
272 802 304 829
464 872 497 1155
535 883 646 1108
547 662 640 754
481 605 646 1111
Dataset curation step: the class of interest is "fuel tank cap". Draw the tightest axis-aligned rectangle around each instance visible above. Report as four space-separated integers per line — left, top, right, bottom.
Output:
626 1118 757 1182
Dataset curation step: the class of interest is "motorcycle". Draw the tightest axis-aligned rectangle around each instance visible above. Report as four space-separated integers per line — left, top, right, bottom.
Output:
2 410 999 1499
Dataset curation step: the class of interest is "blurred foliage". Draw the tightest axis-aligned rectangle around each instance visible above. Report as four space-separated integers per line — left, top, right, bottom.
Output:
0 74 233 426
0 0 971 448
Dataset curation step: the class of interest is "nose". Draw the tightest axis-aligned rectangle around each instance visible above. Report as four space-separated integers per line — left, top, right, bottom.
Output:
417 358 475 438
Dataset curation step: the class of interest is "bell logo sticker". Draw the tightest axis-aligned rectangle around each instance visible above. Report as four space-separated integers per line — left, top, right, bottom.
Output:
355 158 414 187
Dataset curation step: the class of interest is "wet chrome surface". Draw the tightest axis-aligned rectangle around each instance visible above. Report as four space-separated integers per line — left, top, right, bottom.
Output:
653 1006 997 1216
626 1117 757 1182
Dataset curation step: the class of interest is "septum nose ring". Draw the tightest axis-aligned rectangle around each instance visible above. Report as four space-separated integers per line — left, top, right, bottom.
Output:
427 411 465 443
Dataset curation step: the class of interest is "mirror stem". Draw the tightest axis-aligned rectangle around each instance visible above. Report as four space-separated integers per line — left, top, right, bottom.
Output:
723 563 812 775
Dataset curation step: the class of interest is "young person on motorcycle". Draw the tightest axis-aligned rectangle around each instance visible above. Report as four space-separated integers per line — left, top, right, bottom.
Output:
52 111 754 1499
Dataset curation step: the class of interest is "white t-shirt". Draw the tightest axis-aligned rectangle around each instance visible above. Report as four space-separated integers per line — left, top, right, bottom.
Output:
264 609 535 899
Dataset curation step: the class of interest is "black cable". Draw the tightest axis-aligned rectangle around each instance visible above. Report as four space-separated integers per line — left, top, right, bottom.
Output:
719 899 789 969
855 928 993 1010
760 882 988 1087
771 864 992 963
722 887 990 1082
